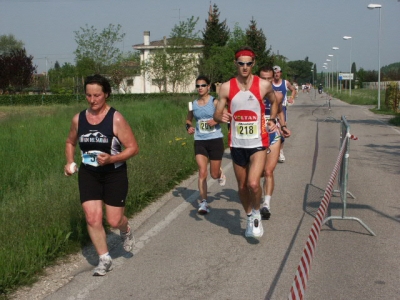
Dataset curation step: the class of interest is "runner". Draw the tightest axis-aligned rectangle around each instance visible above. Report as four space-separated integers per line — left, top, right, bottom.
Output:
214 47 279 239
185 75 226 215
64 74 139 276
272 65 297 163
259 65 291 220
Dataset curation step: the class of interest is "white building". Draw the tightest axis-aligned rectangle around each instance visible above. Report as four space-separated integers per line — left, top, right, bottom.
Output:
120 31 203 94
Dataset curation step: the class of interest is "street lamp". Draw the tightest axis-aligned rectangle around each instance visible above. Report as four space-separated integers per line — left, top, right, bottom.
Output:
328 55 334 90
343 36 352 96
368 3 382 110
332 47 339 92
326 59 332 89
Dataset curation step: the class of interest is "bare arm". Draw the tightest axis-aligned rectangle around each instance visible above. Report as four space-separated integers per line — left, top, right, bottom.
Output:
97 111 139 166
185 108 195 135
261 80 279 131
213 82 231 123
287 81 297 103
64 113 79 175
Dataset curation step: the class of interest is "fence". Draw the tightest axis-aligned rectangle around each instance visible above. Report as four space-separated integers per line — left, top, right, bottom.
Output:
288 115 375 300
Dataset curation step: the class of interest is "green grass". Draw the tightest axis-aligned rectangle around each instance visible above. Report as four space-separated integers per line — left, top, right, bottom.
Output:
325 88 400 125
0 96 228 296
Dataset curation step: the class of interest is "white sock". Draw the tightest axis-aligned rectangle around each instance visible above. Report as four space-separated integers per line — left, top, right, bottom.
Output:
253 209 260 216
263 195 271 208
99 252 110 260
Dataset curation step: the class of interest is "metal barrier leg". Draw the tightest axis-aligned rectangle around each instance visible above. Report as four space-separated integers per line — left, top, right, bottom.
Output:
323 216 376 236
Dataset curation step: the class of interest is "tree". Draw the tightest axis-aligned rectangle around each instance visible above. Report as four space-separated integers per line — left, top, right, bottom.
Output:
74 24 125 75
0 48 36 93
143 49 169 92
109 52 140 93
201 3 230 60
287 57 313 84
0 34 24 56
166 16 201 92
351 62 357 89
245 18 273 74
47 62 77 94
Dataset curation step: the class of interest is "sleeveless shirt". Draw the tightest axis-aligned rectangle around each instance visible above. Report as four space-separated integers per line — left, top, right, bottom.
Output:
227 76 268 148
272 80 289 106
78 107 125 172
192 96 223 140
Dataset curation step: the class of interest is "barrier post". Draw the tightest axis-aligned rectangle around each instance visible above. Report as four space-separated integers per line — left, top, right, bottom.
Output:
323 93 337 122
323 115 375 236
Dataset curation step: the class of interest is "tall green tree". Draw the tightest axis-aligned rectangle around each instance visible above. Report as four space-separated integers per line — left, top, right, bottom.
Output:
245 18 273 74
0 48 36 93
287 57 313 84
74 24 125 75
351 62 357 89
201 3 229 60
0 34 24 55
47 62 77 94
109 52 140 93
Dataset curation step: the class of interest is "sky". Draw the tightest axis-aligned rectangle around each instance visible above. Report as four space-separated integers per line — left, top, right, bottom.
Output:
1 0 399 74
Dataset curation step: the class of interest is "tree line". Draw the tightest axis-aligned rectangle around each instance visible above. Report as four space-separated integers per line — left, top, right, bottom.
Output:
1 4 399 95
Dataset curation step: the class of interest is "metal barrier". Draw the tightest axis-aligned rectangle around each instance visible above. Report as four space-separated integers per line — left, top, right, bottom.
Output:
288 116 375 300
323 115 375 236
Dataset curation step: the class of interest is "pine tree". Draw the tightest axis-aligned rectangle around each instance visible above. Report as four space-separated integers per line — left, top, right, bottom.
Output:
202 4 230 60
245 18 273 73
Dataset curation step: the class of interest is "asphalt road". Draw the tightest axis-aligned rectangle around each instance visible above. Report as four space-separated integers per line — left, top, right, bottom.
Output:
44 90 400 300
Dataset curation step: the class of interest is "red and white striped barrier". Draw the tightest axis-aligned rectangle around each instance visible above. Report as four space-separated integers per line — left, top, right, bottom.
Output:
288 136 349 300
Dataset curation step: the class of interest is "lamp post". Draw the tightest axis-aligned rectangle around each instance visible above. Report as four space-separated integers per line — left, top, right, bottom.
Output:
323 63 328 88
326 59 332 90
328 55 334 90
368 3 382 110
332 47 339 92
343 36 352 96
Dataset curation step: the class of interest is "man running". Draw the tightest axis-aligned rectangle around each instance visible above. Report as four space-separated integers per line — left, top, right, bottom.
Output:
272 65 297 163
214 47 278 239
259 66 291 220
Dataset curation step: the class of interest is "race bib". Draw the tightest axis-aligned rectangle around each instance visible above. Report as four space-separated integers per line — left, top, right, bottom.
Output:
82 150 104 167
235 122 258 139
198 119 216 133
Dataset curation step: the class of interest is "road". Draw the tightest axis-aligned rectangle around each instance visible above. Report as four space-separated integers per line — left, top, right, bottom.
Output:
16 90 400 300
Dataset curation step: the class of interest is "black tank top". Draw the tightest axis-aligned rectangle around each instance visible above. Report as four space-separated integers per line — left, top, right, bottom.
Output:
78 107 126 172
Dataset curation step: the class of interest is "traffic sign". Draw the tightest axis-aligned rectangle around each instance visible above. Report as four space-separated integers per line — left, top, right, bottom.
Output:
339 73 354 80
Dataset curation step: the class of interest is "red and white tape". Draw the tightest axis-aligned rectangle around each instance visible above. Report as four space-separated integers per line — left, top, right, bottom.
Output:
288 137 349 300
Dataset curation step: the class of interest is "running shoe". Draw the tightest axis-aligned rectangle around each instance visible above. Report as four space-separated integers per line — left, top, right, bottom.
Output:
121 225 135 252
218 168 226 186
252 213 264 238
93 255 113 276
245 214 264 238
278 150 285 163
260 205 271 220
198 200 209 215
245 215 254 238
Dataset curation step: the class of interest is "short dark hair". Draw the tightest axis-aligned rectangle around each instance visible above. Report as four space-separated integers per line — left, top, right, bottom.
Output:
259 65 274 74
195 75 210 85
84 74 112 98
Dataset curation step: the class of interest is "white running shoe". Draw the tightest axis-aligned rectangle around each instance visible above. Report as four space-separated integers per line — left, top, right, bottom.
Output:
278 150 285 163
245 215 254 238
218 168 226 186
121 225 135 252
245 214 264 238
93 255 113 276
252 213 264 238
198 200 209 215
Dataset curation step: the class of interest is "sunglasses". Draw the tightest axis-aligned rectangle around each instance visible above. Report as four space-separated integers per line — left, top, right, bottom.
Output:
237 61 254 67
196 84 208 88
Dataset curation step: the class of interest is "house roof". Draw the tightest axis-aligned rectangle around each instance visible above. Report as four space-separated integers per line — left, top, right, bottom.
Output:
133 37 203 50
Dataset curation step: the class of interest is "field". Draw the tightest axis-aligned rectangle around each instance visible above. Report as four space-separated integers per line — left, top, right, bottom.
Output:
0 96 225 296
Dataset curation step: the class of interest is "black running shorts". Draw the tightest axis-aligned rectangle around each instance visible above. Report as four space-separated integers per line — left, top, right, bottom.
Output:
230 147 266 167
78 165 128 207
194 138 224 160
